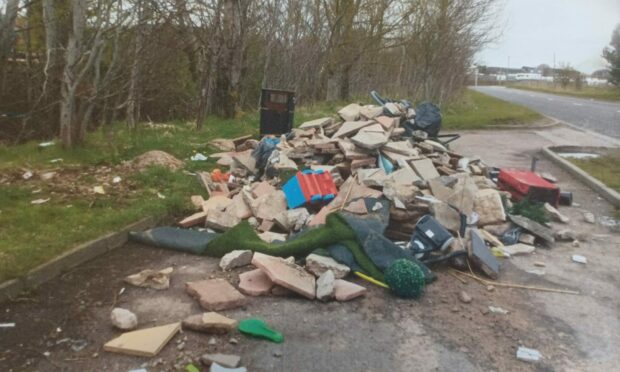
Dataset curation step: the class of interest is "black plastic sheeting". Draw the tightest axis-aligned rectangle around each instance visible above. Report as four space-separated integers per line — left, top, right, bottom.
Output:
129 227 219 255
404 102 442 138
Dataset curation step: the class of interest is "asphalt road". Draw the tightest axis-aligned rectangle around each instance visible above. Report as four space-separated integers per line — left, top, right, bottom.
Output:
472 85 620 139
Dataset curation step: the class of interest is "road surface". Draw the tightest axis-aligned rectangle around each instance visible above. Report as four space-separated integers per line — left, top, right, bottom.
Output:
472 85 620 139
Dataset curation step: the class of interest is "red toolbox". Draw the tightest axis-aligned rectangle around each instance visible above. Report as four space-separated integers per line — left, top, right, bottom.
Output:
498 169 560 206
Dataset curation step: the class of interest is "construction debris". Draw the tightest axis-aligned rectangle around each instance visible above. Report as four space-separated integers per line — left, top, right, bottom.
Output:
103 322 181 357
185 279 247 311
219 250 253 271
124 267 173 290
182 312 237 334
110 308 138 330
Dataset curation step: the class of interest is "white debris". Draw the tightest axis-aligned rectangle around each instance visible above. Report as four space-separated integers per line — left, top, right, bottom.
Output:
0 323 15 328
219 250 253 271
113 176 122 183
572 255 587 264
516 346 542 362
110 308 138 330
488 306 509 314
191 153 208 161
22 170 33 180
31 198 50 205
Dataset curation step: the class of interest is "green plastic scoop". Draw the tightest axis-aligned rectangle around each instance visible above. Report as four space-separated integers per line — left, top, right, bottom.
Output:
238 318 283 343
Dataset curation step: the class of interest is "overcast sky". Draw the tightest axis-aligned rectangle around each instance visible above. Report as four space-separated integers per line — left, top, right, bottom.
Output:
476 0 620 73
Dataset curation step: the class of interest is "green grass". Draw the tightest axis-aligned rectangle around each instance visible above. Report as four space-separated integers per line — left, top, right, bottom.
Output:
569 150 620 218
508 82 620 102
0 94 541 283
441 89 543 129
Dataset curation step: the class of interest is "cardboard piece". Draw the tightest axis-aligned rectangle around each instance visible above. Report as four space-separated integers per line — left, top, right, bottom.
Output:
104 322 181 357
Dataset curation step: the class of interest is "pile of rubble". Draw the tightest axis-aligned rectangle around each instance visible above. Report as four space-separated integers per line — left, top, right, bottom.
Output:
117 100 576 368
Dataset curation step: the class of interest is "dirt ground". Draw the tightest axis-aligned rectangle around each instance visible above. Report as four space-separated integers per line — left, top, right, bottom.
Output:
1 124 619 372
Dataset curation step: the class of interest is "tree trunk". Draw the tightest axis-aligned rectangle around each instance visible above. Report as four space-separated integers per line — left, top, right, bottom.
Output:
0 0 19 63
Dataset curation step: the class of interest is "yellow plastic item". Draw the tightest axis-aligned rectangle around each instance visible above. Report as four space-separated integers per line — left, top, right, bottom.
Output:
354 271 389 288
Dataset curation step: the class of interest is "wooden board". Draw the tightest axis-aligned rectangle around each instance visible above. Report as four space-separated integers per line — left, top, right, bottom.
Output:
104 322 181 357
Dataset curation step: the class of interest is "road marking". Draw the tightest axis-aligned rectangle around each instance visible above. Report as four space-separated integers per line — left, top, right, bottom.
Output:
572 103 583 106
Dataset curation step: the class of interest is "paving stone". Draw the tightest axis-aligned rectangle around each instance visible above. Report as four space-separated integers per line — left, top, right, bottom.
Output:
375 115 399 130
357 168 388 187
255 190 287 220
201 353 241 368
202 195 234 214
185 279 247 311
305 254 351 279
334 279 367 301
410 158 440 180
337 103 362 121
251 181 276 198
299 117 333 129
219 250 253 271
252 252 316 299
178 211 208 228
509 214 555 244
182 312 237 334
331 120 374 138
359 105 384 119
316 270 335 301
238 269 274 296
350 130 388 150
473 189 506 226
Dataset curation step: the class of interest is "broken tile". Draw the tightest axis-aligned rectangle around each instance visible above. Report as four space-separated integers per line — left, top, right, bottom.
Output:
469 229 500 279
251 181 276 198
351 157 377 170
359 105 384 119
375 116 399 131
182 312 237 334
185 279 247 311
252 252 316 299
473 189 506 226
238 269 274 296
124 267 173 290
350 130 388 150
104 323 180 357
334 279 367 301
226 193 253 220
357 168 388 187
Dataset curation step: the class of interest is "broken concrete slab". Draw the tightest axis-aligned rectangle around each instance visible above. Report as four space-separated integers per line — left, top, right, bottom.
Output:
383 141 419 156
316 270 335 301
469 229 500 279
544 203 569 223
232 152 257 174
375 116 399 131
509 214 555 244
251 181 276 198
410 158 440 180
356 168 388 187
337 139 370 160
104 322 181 357
258 231 288 243
503 243 535 256
252 252 316 299
205 209 241 231
201 353 242 368
210 139 236 152
359 105 384 119
185 279 247 311
238 268 274 296
219 250 253 271
182 312 237 334
331 120 374 139
334 279 367 301
255 190 287 221
299 117 333 129
350 130 388 150
305 254 351 279
226 193 253 220
473 189 506 226
337 103 362 121
351 157 377 170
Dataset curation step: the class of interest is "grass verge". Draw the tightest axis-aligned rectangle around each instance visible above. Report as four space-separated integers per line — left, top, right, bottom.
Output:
569 149 620 218
508 83 620 102
442 89 543 129
0 92 541 283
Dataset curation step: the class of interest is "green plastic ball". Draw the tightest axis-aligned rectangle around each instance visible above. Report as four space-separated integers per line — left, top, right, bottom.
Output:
385 259 426 299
